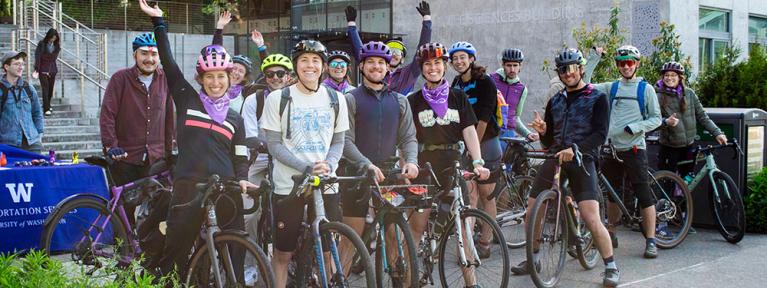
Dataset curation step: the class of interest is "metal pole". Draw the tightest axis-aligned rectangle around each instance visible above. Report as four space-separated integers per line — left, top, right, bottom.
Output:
12 0 17 26
76 23 84 118
33 0 38 33
25 30 32 80
186 4 189 34
90 0 94 27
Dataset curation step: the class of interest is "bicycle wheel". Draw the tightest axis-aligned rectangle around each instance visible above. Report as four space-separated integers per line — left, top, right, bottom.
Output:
650 170 693 249
710 171 746 243
438 208 510 288
576 193 604 270
186 231 275 287
375 212 419 288
40 196 132 278
526 189 566 288
496 175 533 249
316 222 376 288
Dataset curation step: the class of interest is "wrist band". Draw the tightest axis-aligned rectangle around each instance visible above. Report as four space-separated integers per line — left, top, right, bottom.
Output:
258 45 267 52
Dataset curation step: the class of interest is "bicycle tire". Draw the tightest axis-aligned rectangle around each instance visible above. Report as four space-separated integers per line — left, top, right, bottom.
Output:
710 171 746 243
526 189 566 288
375 212 419 288
437 208 510 288
185 231 275 287
576 192 604 270
651 170 693 249
40 196 133 272
496 175 533 249
314 221 376 288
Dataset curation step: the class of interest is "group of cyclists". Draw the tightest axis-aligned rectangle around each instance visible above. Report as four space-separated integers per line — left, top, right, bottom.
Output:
89 0 732 287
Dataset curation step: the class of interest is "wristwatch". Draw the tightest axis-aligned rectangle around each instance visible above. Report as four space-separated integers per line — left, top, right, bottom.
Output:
472 159 485 167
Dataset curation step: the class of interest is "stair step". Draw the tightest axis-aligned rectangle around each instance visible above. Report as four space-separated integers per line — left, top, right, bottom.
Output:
44 117 98 127
43 133 101 143
51 97 70 105
44 125 99 134
43 141 103 151
50 103 79 111
50 110 83 118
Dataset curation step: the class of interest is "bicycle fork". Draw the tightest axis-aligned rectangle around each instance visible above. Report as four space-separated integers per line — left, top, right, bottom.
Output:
451 195 481 267
203 203 226 288
310 188 344 288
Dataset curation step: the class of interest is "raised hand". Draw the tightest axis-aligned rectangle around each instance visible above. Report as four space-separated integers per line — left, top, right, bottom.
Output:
138 0 163 17
251 29 264 47
529 110 547 135
666 112 679 127
416 1 430 17
345 6 357 22
216 10 232 29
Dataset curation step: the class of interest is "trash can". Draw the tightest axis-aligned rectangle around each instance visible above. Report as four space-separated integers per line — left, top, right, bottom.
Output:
648 108 767 227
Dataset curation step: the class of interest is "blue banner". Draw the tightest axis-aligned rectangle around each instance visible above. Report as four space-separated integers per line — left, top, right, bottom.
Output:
0 164 110 253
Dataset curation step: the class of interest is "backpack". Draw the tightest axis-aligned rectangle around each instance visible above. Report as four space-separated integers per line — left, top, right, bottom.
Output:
495 89 509 129
279 85 340 139
255 89 267 121
609 80 647 120
0 84 33 115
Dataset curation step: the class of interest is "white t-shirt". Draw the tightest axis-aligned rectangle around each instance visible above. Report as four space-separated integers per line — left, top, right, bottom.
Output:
261 85 350 195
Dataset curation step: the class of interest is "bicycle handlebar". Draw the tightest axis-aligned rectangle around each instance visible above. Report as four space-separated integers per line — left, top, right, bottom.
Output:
354 162 435 207
694 139 743 160
524 144 589 176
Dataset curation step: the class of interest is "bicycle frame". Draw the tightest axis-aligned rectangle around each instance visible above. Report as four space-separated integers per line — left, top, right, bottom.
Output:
443 162 481 268
684 153 733 202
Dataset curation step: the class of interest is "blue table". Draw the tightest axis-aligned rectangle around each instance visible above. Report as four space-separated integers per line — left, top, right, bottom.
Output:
0 164 110 253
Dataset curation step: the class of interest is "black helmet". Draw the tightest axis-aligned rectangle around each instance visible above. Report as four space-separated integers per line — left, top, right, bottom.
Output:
502 48 524 63
660 61 685 74
291 40 328 63
327 50 352 63
554 48 583 67
417 42 449 65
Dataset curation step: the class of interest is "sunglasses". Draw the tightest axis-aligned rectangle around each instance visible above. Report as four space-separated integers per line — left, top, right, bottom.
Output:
616 60 637 68
556 64 580 75
390 49 403 56
265 70 287 78
329 61 348 69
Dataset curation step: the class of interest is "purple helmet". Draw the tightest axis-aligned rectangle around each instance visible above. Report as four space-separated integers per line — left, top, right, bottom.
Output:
360 41 392 63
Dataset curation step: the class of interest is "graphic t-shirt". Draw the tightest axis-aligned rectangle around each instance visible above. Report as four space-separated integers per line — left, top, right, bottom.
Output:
261 85 350 195
408 88 478 145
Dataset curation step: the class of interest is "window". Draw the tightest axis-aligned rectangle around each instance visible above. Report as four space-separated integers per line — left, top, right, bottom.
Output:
749 16 767 54
699 8 731 72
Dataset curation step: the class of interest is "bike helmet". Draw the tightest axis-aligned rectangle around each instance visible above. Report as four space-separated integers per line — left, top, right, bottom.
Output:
386 40 407 57
196 45 233 74
554 48 584 67
615 45 641 61
660 61 685 74
327 50 352 63
360 41 392 63
502 48 524 63
260 54 293 72
132 32 156 51
448 41 477 58
417 42 449 64
291 40 328 63
232 55 253 74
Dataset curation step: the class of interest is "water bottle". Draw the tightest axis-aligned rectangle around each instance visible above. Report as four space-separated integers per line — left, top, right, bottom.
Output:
683 175 694 185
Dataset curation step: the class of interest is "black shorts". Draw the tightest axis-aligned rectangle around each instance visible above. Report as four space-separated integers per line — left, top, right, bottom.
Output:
416 150 470 204
272 193 341 252
338 162 373 218
530 157 600 203
600 149 655 209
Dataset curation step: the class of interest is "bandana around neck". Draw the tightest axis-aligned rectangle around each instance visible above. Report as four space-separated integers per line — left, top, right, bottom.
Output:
199 90 230 124
422 79 450 118
323 77 349 93
228 84 244 99
655 79 683 98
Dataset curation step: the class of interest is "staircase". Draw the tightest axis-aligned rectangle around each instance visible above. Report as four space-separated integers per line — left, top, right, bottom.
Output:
42 97 102 160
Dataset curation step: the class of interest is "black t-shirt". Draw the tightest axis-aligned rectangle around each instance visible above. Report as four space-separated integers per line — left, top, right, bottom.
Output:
408 88 478 146
451 75 500 142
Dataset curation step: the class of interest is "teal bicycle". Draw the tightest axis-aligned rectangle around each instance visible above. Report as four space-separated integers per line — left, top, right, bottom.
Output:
677 140 746 243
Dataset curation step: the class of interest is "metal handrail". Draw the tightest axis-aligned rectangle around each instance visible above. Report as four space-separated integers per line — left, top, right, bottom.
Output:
31 6 98 46
24 28 109 80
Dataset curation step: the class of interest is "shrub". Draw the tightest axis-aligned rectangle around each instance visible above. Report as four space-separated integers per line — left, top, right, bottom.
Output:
746 167 767 233
693 46 767 111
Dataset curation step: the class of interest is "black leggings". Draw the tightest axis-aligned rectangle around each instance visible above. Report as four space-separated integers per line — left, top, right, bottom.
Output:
600 149 656 209
657 145 695 178
39 72 56 112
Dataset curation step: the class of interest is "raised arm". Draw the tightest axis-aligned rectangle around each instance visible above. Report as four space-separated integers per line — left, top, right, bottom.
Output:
211 10 231 45
346 6 363 63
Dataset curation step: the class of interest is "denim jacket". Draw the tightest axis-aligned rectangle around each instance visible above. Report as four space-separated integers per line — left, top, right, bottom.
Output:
1 75 44 146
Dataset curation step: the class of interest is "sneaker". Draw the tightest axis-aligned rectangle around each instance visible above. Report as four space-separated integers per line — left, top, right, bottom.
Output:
44 110 52 116
609 231 618 248
656 226 675 240
510 260 540 275
644 242 658 259
476 242 491 259
602 268 620 287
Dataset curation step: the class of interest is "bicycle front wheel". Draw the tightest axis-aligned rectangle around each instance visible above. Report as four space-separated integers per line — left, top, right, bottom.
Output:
526 189 566 288
375 211 419 288
496 175 533 249
650 170 693 249
40 196 132 279
710 171 746 243
316 221 376 288
438 208 510 288
576 192 604 270
186 231 275 288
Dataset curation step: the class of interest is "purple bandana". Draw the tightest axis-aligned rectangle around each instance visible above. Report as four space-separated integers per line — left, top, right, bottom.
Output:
323 77 350 93
199 90 230 124
655 80 683 99
422 80 450 118
228 84 244 99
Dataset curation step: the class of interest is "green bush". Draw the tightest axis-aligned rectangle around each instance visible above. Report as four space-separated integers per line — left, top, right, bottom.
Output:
746 168 767 233
693 46 767 112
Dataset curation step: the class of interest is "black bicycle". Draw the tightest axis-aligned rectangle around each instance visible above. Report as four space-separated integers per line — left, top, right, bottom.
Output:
490 137 537 249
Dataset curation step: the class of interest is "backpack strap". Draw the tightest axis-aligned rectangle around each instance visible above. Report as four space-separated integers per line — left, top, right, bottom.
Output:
325 85 340 130
278 88 292 139
637 80 647 120
0 85 8 115
255 90 266 121
609 81 619 104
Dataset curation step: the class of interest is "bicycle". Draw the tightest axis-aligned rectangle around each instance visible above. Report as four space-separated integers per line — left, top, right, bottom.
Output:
280 170 376 288
414 160 510 288
677 140 746 243
524 145 603 288
490 137 537 249
40 156 173 276
184 174 274 287
597 143 693 249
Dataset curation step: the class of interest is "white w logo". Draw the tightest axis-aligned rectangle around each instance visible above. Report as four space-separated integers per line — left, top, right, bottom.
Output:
5 183 34 203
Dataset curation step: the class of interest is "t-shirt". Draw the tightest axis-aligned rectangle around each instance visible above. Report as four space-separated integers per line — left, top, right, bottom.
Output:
408 88 478 146
261 85 350 195
452 75 499 142
138 73 153 92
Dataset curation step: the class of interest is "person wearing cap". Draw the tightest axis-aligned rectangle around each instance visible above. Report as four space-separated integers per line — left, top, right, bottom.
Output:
1 50 44 154
345 1 432 95
260 39 350 287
